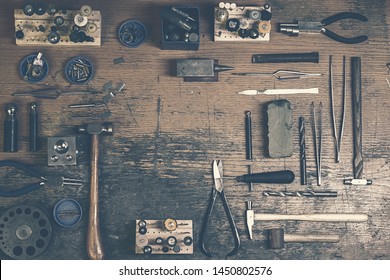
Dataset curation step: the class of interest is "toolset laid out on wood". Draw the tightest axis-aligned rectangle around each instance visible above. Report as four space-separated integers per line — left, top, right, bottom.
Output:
0 0 387 260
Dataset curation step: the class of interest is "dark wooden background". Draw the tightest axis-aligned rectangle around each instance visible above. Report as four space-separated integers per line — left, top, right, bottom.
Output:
0 0 389 260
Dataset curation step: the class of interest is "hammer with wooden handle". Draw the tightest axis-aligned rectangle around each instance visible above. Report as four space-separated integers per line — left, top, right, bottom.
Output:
77 122 113 260
267 228 340 249
246 201 368 240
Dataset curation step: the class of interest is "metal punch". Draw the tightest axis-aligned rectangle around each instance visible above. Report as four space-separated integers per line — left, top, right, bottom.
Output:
200 160 240 257
312 102 322 186
232 70 322 80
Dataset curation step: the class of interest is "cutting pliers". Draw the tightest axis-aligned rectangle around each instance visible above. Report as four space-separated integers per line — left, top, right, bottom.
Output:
279 12 368 44
0 160 46 197
200 160 241 257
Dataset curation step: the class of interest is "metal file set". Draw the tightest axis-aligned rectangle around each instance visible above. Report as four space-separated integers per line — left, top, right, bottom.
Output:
0 0 374 260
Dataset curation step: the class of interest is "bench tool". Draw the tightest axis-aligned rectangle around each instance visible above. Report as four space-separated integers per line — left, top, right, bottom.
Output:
246 201 368 240
262 190 337 198
77 122 113 260
200 160 240 257
236 170 295 184
343 57 372 186
329 55 347 163
267 228 340 249
279 12 368 44
312 102 322 186
176 59 234 82
3 104 18 152
0 160 46 197
299 117 307 185
232 70 321 80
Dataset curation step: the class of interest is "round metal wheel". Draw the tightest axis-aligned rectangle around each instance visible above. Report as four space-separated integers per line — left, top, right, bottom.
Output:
0 205 52 259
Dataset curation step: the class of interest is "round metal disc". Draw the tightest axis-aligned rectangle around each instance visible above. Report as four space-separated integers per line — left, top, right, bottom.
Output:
0 205 52 259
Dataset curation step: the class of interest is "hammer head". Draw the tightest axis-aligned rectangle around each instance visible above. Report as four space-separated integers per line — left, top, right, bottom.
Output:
77 122 114 135
246 201 254 240
268 228 285 249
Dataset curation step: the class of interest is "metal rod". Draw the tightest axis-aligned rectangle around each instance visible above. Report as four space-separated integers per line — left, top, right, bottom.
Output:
329 55 339 162
312 102 322 186
299 117 307 185
339 55 347 162
245 111 252 160
351 57 363 179
262 190 337 198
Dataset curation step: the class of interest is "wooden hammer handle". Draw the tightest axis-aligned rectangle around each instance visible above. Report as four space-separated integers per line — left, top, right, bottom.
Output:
284 234 340 243
255 213 368 222
87 134 104 260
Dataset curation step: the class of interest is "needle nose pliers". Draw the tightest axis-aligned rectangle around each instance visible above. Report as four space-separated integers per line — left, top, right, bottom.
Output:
0 160 47 197
200 160 241 257
279 12 368 44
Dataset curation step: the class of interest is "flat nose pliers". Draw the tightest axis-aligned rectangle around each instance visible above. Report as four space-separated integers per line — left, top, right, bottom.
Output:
200 160 241 257
0 160 47 197
279 12 368 44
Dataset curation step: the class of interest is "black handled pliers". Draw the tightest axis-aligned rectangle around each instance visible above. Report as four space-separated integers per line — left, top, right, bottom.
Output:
200 160 241 257
279 12 368 44
0 160 47 197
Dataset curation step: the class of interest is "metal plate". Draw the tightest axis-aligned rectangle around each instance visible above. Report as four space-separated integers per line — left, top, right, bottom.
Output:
47 136 77 166
0 205 52 259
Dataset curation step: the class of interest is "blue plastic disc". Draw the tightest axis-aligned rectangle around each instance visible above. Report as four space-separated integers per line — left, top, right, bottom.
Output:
64 56 94 85
53 198 82 227
118 20 147 48
19 53 49 83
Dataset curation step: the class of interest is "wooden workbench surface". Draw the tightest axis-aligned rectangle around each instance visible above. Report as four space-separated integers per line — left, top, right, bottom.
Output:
0 0 389 260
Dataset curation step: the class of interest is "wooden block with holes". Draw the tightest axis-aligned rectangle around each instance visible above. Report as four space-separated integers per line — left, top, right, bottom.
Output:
14 8 101 46
214 3 271 42
135 219 194 255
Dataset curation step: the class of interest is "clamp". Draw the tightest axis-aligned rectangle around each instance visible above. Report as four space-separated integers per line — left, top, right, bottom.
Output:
0 160 46 197
279 12 368 44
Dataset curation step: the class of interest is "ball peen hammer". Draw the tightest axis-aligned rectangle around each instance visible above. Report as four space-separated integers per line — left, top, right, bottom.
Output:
77 122 113 260
246 201 368 240
267 228 340 249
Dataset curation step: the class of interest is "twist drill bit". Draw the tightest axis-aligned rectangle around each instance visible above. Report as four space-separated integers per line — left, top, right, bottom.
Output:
263 190 337 198
299 117 307 185
351 57 363 179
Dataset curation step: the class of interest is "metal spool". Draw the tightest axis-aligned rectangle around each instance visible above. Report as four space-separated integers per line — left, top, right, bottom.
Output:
0 205 52 259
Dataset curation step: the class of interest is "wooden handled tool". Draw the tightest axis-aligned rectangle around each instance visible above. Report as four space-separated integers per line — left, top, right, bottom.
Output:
246 201 368 240
78 123 113 260
268 228 340 249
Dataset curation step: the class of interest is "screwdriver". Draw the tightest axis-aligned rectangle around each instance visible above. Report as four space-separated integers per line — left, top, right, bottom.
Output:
236 170 295 184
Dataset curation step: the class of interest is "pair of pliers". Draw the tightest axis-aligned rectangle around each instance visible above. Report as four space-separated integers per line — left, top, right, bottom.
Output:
200 160 241 257
279 12 368 44
0 160 47 197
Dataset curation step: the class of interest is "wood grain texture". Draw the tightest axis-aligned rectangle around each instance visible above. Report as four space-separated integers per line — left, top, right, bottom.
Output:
0 0 389 260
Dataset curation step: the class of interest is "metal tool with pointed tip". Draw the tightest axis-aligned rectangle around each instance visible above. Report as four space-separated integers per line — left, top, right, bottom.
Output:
200 160 240 257
238 87 319 95
329 55 347 163
232 70 322 80
312 102 322 186
262 190 337 198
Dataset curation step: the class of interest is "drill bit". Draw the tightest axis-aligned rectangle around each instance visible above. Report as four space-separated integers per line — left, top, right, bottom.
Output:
263 190 337 198
299 117 307 185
